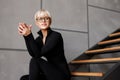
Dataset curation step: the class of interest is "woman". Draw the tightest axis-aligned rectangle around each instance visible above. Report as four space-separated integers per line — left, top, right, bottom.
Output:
18 9 71 80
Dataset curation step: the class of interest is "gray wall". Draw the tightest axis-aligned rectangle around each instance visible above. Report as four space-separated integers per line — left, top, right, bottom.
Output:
0 0 120 80
0 0 40 79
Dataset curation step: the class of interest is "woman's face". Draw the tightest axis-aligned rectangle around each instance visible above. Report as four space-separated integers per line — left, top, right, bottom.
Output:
35 12 51 30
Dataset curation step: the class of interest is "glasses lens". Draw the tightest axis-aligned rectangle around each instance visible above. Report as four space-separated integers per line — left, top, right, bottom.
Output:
36 17 50 22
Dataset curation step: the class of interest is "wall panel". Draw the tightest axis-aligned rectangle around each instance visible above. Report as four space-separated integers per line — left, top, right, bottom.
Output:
88 0 120 11
0 50 30 80
43 0 87 32
0 0 40 49
89 7 120 47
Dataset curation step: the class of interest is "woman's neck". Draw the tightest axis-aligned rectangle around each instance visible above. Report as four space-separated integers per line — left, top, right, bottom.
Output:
41 29 48 38
41 30 48 45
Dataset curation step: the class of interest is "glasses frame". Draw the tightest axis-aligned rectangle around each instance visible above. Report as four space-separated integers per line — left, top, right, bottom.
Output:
36 17 50 22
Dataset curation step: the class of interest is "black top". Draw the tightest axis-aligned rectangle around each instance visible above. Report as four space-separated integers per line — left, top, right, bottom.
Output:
24 28 71 80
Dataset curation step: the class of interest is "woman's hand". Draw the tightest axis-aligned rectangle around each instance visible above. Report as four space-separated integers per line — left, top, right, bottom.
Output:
18 23 32 36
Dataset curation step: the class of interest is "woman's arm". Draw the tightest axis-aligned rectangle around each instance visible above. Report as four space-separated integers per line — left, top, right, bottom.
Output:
24 33 41 58
24 32 63 57
18 23 41 58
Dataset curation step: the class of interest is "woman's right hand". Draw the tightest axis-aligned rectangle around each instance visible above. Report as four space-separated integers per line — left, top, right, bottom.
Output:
18 23 32 36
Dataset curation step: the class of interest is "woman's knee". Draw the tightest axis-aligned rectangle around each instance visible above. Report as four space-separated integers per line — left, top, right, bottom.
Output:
20 75 29 80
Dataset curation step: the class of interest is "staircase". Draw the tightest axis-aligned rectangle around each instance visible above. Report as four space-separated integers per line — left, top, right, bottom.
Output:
69 29 120 80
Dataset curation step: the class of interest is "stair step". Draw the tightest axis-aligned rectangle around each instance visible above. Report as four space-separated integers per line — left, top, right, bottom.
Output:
85 46 120 54
109 32 120 37
71 72 103 77
71 57 120 64
98 38 120 45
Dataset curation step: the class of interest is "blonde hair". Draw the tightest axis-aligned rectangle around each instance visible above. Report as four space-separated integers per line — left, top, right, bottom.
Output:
34 9 52 22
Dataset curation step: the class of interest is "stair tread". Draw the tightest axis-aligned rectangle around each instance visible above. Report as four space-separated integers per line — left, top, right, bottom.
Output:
71 57 120 64
85 46 120 54
98 38 120 45
71 72 103 77
109 32 120 37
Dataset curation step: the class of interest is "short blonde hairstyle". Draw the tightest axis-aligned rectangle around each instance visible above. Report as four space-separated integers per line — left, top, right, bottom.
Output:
34 9 52 24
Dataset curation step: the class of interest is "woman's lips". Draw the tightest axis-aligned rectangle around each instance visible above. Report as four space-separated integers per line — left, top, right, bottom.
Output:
42 24 47 26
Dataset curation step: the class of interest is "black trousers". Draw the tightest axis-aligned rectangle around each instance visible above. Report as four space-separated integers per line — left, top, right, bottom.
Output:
20 75 29 80
20 58 47 80
20 74 46 80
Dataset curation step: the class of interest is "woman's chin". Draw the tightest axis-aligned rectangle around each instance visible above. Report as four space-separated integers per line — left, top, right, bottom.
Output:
39 26 49 30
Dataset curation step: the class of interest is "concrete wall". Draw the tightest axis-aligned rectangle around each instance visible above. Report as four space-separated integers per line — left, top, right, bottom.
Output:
0 0 40 79
88 0 120 47
0 0 120 80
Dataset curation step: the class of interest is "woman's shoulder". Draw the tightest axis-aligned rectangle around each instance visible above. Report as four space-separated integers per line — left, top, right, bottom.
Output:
51 30 62 37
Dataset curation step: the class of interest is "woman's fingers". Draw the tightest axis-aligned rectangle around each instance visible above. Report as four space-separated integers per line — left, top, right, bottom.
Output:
18 22 32 36
18 27 25 36
19 23 27 29
18 26 23 33
24 23 28 29
19 23 25 30
18 23 25 35
18 30 22 35
21 23 29 29
19 25 24 31
28 24 32 30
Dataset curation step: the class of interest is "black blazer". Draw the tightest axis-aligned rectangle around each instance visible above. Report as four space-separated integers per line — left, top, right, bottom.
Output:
24 28 71 80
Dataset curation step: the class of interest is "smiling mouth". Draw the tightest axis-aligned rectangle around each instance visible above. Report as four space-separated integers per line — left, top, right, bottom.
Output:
42 24 47 26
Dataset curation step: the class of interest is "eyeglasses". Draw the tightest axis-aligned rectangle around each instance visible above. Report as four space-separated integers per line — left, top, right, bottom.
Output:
36 17 50 22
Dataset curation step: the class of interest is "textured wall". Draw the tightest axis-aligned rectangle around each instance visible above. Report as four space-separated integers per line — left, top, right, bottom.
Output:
43 0 88 32
0 0 40 80
88 0 120 47
0 50 30 80
88 0 120 11
0 0 120 80
0 0 40 49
